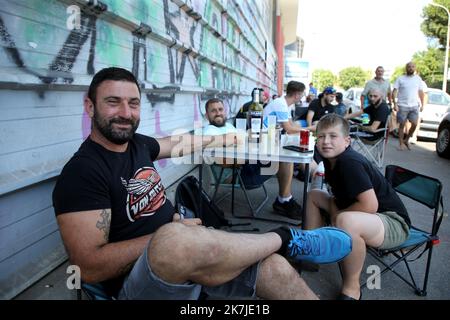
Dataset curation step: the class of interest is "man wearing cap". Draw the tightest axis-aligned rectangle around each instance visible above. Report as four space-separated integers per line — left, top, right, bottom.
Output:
306 87 337 130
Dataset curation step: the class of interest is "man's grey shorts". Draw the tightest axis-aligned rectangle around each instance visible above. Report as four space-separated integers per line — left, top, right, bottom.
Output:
377 211 410 250
397 107 419 124
118 242 260 300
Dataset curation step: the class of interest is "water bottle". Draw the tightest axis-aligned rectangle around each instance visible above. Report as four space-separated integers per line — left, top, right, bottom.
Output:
311 161 325 190
362 113 370 125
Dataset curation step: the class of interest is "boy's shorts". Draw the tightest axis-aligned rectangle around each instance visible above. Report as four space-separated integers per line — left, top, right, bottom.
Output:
377 211 410 250
118 242 260 300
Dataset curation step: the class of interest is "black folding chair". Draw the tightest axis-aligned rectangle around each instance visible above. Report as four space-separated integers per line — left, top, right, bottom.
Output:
364 165 444 296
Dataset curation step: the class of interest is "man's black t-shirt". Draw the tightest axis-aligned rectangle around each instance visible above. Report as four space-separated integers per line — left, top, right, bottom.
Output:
363 102 390 139
307 98 335 122
324 147 410 227
52 134 175 296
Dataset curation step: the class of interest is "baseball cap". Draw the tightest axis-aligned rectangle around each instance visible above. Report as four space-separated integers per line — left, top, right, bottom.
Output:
323 87 336 95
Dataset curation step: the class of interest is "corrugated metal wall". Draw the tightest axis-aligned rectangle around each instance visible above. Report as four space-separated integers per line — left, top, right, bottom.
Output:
0 0 277 299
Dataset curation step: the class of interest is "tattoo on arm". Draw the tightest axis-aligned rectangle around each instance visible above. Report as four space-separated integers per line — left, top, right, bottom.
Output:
96 209 111 241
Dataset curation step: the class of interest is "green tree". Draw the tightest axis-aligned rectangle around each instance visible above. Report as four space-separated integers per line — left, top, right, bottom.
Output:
390 65 405 84
338 67 370 90
413 48 445 87
390 49 444 88
421 0 450 48
421 1 449 90
311 69 337 92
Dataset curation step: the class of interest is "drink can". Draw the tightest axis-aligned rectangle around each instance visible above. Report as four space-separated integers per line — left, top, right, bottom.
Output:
300 129 309 149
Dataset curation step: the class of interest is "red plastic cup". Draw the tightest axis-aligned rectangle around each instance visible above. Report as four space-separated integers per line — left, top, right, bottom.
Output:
300 129 309 149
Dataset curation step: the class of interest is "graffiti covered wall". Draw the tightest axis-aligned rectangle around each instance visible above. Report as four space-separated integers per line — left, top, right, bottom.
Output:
0 0 277 299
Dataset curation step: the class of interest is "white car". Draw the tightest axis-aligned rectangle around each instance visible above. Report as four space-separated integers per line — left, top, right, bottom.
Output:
418 88 450 140
436 112 450 158
343 87 363 113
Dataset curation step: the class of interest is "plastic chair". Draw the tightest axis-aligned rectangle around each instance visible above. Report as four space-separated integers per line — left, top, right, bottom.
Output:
363 165 444 296
350 113 390 169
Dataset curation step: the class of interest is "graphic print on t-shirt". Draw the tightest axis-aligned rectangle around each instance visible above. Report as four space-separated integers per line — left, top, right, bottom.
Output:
121 167 166 222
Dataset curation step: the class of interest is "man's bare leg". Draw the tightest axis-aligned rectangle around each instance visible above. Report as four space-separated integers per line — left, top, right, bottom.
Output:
277 162 293 197
398 121 408 150
335 211 384 299
148 222 283 286
256 253 318 299
404 120 418 150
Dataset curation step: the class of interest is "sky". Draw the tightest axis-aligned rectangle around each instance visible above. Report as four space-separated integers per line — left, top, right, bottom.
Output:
297 0 433 76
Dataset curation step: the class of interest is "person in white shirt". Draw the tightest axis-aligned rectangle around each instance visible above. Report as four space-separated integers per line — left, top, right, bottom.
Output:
201 98 237 135
392 62 426 150
262 81 307 220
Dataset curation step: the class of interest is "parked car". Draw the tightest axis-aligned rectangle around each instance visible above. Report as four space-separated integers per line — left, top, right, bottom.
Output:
418 88 450 140
436 112 450 158
343 87 363 114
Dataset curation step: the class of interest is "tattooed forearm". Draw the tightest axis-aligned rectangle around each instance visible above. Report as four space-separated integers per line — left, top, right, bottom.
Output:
96 209 111 241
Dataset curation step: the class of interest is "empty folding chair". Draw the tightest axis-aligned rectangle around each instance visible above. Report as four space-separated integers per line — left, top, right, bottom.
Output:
363 165 444 296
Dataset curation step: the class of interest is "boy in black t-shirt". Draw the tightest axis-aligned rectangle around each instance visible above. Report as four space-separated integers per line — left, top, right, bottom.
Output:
304 113 410 300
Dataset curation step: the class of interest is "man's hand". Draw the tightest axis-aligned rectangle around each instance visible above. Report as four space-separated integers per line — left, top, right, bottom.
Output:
224 132 236 146
172 213 202 226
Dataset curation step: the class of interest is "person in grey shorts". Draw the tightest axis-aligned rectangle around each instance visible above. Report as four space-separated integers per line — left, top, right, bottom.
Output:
392 62 426 150
304 114 410 300
52 67 353 300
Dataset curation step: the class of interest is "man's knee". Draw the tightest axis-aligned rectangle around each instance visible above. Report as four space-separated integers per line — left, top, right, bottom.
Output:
148 223 217 278
259 254 297 281
147 223 186 272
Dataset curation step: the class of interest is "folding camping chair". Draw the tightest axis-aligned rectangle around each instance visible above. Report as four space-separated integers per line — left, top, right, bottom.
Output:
364 165 444 296
350 113 390 169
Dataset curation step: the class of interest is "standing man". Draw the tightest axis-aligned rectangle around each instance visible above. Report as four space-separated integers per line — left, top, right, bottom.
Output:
392 62 426 150
360 66 392 109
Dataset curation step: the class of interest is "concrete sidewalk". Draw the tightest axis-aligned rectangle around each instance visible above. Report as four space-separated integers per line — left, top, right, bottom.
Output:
15 137 450 300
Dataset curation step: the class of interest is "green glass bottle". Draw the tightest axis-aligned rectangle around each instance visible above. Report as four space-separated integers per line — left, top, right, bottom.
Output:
249 89 263 142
